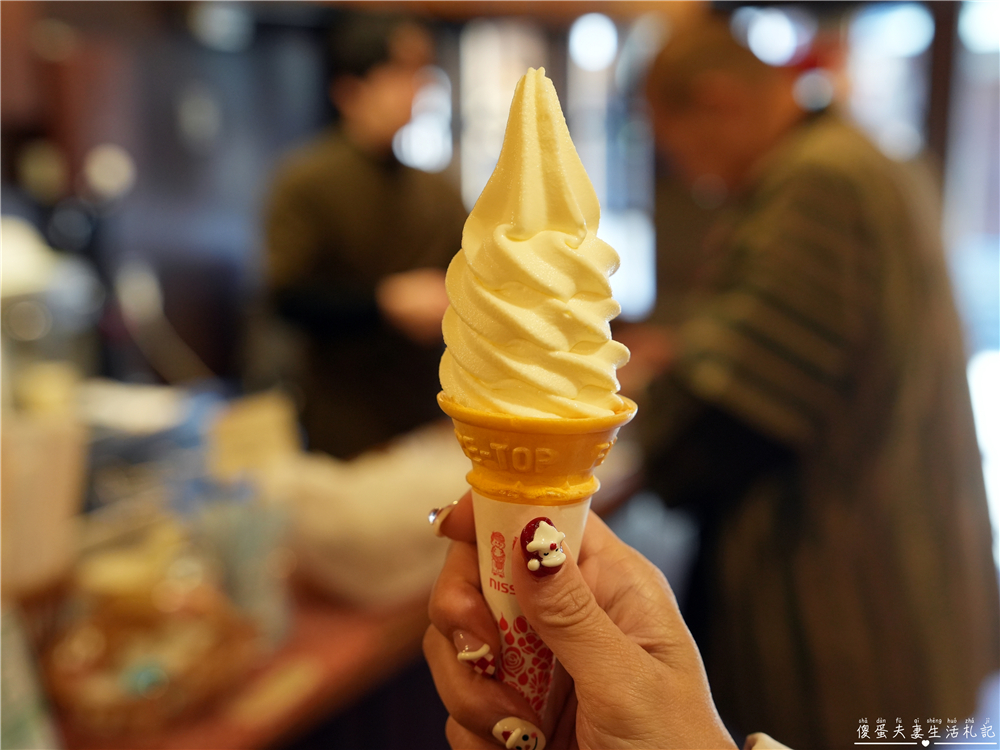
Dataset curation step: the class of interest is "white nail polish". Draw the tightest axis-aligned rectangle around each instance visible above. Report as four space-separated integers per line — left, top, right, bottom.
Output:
492 717 545 750
454 631 496 677
428 499 459 536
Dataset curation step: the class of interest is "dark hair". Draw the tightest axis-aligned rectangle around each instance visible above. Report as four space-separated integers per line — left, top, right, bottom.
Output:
325 12 412 82
645 14 769 112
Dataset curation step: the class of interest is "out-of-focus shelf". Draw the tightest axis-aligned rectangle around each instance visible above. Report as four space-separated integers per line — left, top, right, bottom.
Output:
58 584 431 750
57 443 642 750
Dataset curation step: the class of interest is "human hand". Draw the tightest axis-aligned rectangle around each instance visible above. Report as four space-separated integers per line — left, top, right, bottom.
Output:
424 492 738 750
375 267 449 346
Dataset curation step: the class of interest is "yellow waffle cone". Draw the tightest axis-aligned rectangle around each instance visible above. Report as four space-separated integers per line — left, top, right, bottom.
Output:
437 393 637 504
438 392 636 715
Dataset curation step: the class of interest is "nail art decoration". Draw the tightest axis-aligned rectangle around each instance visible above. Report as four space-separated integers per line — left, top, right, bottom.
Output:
454 631 496 677
428 499 459 537
492 717 546 750
520 517 566 575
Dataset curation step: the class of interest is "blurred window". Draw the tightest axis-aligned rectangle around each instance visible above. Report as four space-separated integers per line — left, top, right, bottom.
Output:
458 19 548 210
568 13 658 320
393 66 453 173
730 6 816 67
958 0 1000 54
188 2 254 53
457 15 656 320
847 2 935 161
569 13 619 72
944 1 1000 560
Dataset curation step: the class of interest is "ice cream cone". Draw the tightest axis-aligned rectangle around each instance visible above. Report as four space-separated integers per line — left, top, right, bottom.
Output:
438 392 636 713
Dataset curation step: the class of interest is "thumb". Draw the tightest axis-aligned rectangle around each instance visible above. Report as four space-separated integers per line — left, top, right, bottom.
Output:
511 516 644 694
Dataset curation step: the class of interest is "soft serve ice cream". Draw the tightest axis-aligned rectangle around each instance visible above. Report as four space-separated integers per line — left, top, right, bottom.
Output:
439 67 629 419
436 68 637 718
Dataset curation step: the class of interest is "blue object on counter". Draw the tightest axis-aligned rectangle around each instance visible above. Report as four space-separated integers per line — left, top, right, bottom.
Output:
84 387 229 517
121 661 169 698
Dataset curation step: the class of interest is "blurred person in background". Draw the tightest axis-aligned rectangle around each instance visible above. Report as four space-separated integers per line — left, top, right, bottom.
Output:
262 11 466 459
620 13 1000 748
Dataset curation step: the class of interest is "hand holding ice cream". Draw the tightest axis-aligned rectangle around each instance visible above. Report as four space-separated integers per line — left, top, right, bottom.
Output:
424 495 741 750
436 68 635 715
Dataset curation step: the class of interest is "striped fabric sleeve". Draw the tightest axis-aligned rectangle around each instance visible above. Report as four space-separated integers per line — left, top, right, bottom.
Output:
675 167 874 450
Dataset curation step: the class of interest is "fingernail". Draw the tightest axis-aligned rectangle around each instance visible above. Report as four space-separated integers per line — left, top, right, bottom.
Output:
453 631 496 678
428 499 459 537
520 517 566 577
492 717 546 750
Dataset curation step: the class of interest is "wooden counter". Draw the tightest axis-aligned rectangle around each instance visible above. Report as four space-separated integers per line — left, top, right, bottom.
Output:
58 585 431 750
58 441 642 750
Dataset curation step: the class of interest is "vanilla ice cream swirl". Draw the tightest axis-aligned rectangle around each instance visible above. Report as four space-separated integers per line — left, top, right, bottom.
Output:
440 68 629 419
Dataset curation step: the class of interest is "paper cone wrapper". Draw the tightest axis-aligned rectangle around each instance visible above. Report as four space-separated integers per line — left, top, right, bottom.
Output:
438 393 637 713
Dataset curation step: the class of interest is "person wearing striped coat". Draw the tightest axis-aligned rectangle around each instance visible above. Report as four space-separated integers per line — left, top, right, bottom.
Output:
635 16 999 749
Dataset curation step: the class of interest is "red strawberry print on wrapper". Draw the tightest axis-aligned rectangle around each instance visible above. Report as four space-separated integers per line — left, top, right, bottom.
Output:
497 613 554 714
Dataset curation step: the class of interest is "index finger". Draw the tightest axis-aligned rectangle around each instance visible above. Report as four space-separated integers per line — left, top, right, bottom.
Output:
431 490 476 543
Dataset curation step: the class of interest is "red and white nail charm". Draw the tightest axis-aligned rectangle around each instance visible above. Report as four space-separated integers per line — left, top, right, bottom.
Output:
520 517 566 576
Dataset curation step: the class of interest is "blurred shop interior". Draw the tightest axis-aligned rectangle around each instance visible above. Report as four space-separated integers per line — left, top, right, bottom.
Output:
1 1 998 749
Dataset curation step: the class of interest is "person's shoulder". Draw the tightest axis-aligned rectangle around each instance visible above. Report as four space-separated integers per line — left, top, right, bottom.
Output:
779 112 893 186
754 112 902 210
408 166 462 198
401 164 467 216
271 129 352 188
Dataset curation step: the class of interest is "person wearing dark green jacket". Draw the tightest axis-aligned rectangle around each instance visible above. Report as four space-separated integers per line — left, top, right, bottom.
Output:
263 14 466 458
